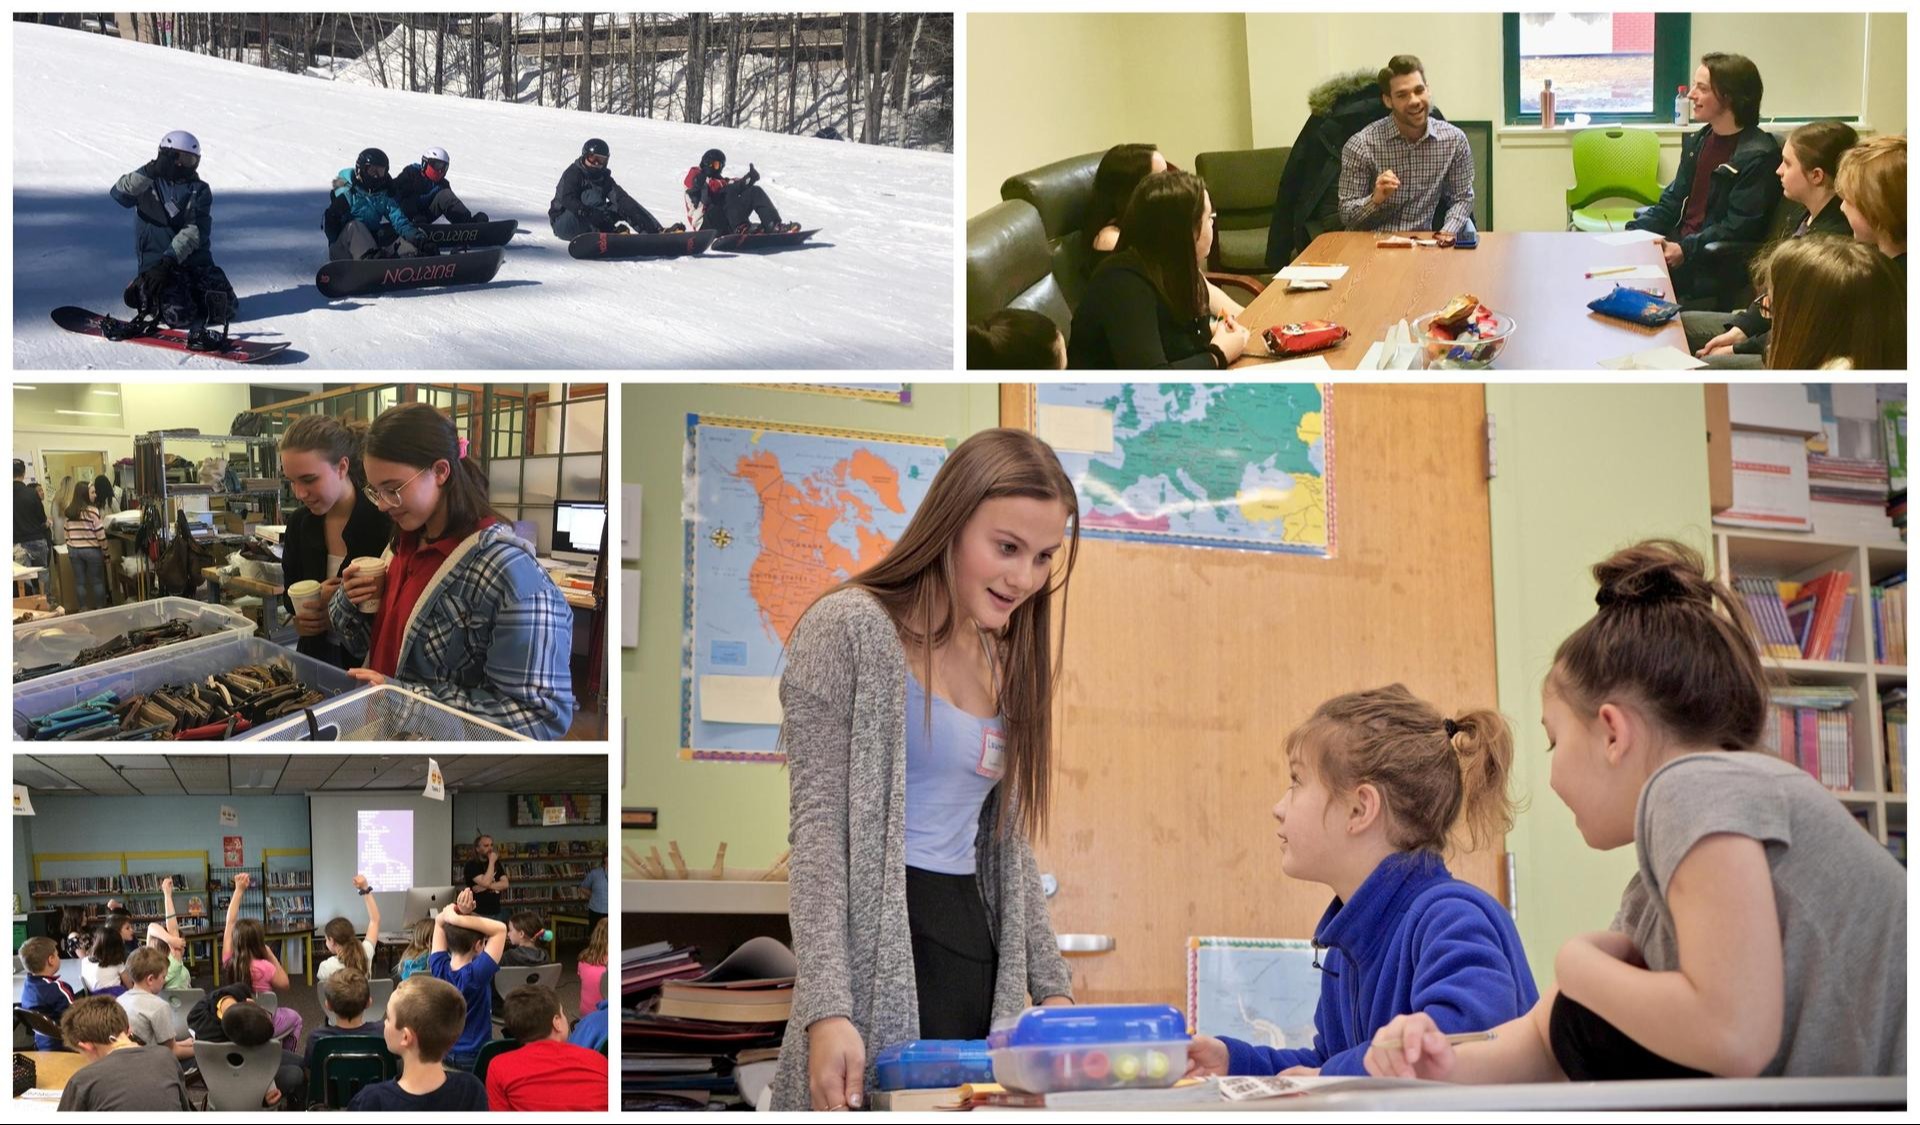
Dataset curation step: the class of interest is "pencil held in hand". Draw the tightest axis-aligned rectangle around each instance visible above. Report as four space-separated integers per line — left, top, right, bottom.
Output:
1370 1030 1496 1051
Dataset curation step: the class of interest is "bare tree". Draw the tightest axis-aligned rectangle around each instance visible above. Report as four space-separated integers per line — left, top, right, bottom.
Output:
499 13 515 101
723 15 742 128
257 13 269 67
468 13 484 99
685 13 707 124
537 13 547 106
579 12 594 113
432 13 445 95
891 13 922 119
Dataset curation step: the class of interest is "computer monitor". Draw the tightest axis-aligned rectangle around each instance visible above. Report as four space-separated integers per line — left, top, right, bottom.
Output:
552 500 606 566
403 885 459 925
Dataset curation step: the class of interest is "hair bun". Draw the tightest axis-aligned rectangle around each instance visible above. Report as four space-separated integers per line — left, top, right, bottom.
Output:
1592 540 1712 610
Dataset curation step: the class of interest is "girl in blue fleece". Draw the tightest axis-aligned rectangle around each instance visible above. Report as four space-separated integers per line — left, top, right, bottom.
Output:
1187 684 1537 1077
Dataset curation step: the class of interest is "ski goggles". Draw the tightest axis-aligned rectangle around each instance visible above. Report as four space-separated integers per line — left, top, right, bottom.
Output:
583 152 609 168
423 158 449 178
171 151 201 170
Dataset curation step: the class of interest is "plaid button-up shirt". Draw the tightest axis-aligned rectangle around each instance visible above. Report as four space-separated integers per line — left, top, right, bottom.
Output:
1339 115 1477 234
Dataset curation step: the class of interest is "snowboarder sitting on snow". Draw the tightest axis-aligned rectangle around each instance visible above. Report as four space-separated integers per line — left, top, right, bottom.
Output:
391 146 488 226
325 147 438 260
108 129 239 349
684 148 800 235
549 138 683 240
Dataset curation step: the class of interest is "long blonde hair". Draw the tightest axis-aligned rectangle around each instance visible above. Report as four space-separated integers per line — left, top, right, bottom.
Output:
806 427 1081 840
580 918 608 967
1758 236 1904 370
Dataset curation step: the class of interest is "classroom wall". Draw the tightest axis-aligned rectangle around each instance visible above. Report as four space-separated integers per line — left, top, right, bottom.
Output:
445 790 608 886
1244 11 1904 233
17 793 313 894
622 384 1002 869
1486 384 1714 991
966 13 1254 214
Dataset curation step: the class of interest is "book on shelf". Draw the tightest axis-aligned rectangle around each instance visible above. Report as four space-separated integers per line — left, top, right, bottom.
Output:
1763 686 1858 790
1718 431 1813 532
1873 574 1907 666
1885 688 1907 795
1780 570 1855 662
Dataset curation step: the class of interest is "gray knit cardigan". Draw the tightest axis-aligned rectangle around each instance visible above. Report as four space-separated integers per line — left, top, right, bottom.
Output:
767 587 1073 1110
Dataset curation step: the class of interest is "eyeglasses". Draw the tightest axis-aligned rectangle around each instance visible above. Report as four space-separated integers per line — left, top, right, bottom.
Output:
363 464 430 508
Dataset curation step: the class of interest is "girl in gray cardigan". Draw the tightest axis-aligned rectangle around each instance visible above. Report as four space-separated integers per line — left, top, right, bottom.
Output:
769 428 1083 1111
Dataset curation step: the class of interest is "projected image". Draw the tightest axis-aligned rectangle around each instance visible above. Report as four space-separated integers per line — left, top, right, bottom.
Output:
357 809 415 892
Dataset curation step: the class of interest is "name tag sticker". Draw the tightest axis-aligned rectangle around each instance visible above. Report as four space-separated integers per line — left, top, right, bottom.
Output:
978 727 1007 780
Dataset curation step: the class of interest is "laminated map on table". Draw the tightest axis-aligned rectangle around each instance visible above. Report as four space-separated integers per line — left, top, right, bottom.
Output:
680 414 948 760
1033 383 1335 556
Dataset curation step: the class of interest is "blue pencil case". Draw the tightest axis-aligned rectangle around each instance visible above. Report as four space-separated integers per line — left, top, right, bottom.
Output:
1588 283 1681 326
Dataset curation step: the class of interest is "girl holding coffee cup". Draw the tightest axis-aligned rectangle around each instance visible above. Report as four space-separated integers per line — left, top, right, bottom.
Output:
279 415 393 669
328 401 577 739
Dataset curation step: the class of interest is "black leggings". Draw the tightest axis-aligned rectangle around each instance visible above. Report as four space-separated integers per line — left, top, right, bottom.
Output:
1549 992 1710 1081
905 866 997 1039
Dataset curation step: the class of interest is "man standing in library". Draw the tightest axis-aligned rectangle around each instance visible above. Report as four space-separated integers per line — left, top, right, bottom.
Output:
463 834 509 922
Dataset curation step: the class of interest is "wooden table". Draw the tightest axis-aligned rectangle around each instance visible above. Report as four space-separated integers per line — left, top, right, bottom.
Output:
16 1050 87 1095
13 566 47 598
1236 231 1688 369
203 567 283 634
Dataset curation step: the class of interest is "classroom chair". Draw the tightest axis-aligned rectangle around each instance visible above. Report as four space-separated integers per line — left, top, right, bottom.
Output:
473 1037 522 1083
965 200 1074 340
316 976 395 1027
308 1034 399 1109
15 1006 61 1048
492 964 557 999
192 1039 281 1111
1692 191 1804 310
254 990 278 1012
1195 146 1290 275
1456 120 1495 232
162 987 204 1041
1000 151 1104 308
1565 127 1663 232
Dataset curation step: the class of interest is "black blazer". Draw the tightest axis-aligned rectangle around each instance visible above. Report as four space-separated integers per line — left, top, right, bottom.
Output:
281 495 392 668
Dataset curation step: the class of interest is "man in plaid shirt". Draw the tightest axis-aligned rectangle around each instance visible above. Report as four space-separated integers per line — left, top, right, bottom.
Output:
1339 55 1476 237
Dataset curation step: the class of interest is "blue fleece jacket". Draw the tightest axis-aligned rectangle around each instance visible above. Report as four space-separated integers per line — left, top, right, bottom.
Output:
1221 850 1537 1077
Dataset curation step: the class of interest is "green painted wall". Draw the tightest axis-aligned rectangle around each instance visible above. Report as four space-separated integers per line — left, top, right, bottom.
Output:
1487 383 1714 991
621 384 1004 870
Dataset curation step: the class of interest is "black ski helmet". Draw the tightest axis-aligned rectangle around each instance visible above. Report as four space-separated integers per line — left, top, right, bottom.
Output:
353 147 391 191
582 138 610 161
701 148 727 174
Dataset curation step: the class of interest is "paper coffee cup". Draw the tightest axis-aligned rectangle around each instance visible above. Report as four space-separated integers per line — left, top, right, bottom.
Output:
288 579 324 618
348 556 388 614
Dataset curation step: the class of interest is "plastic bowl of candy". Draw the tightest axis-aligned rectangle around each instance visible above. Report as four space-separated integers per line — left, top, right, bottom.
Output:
1412 305 1516 369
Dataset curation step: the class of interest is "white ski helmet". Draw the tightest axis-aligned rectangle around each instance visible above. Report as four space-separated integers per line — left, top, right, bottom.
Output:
421 146 450 167
159 130 201 156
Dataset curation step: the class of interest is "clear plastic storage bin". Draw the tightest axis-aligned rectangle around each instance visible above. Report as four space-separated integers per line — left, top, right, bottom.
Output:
13 635 362 740
873 1040 996 1091
243 684 528 741
987 1004 1188 1094
13 597 256 681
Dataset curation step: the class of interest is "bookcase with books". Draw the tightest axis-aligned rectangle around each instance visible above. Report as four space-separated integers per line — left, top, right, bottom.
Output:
451 839 605 910
1716 528 1906 864
28 851 211 928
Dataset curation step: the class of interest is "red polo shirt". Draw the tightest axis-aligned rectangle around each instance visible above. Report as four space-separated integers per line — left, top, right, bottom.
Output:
365 517 497 676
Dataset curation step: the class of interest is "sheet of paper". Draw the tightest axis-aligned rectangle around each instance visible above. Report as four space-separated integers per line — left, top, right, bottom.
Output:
1597 346 1707 370
1583 264 1669 280
1591 229 1663 246
699 674 784 725
1035 404 1116 454
1275 265 1349 282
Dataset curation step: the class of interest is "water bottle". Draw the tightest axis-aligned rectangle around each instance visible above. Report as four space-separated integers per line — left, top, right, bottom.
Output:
1674 85 1690 127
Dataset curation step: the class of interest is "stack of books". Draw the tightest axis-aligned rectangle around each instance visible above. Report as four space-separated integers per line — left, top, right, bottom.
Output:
1884 400 1906 541
623 937 796 1111
1763 686 1858 790
1736 571 1854 662
1873 574 1907 666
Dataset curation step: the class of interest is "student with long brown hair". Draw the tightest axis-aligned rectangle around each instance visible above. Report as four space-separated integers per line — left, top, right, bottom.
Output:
63 477 110 611
279 413 392 668
1368 541 1906 1082
1069 169 1250 368
769 428 1082 1111
326 401 575 738
1756 236 1904 369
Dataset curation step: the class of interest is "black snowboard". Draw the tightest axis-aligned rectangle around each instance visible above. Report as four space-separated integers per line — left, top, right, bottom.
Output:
710 227 821 252
567 230 719 260
50 306 292 363
315 247 505 298
423 219 518 248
